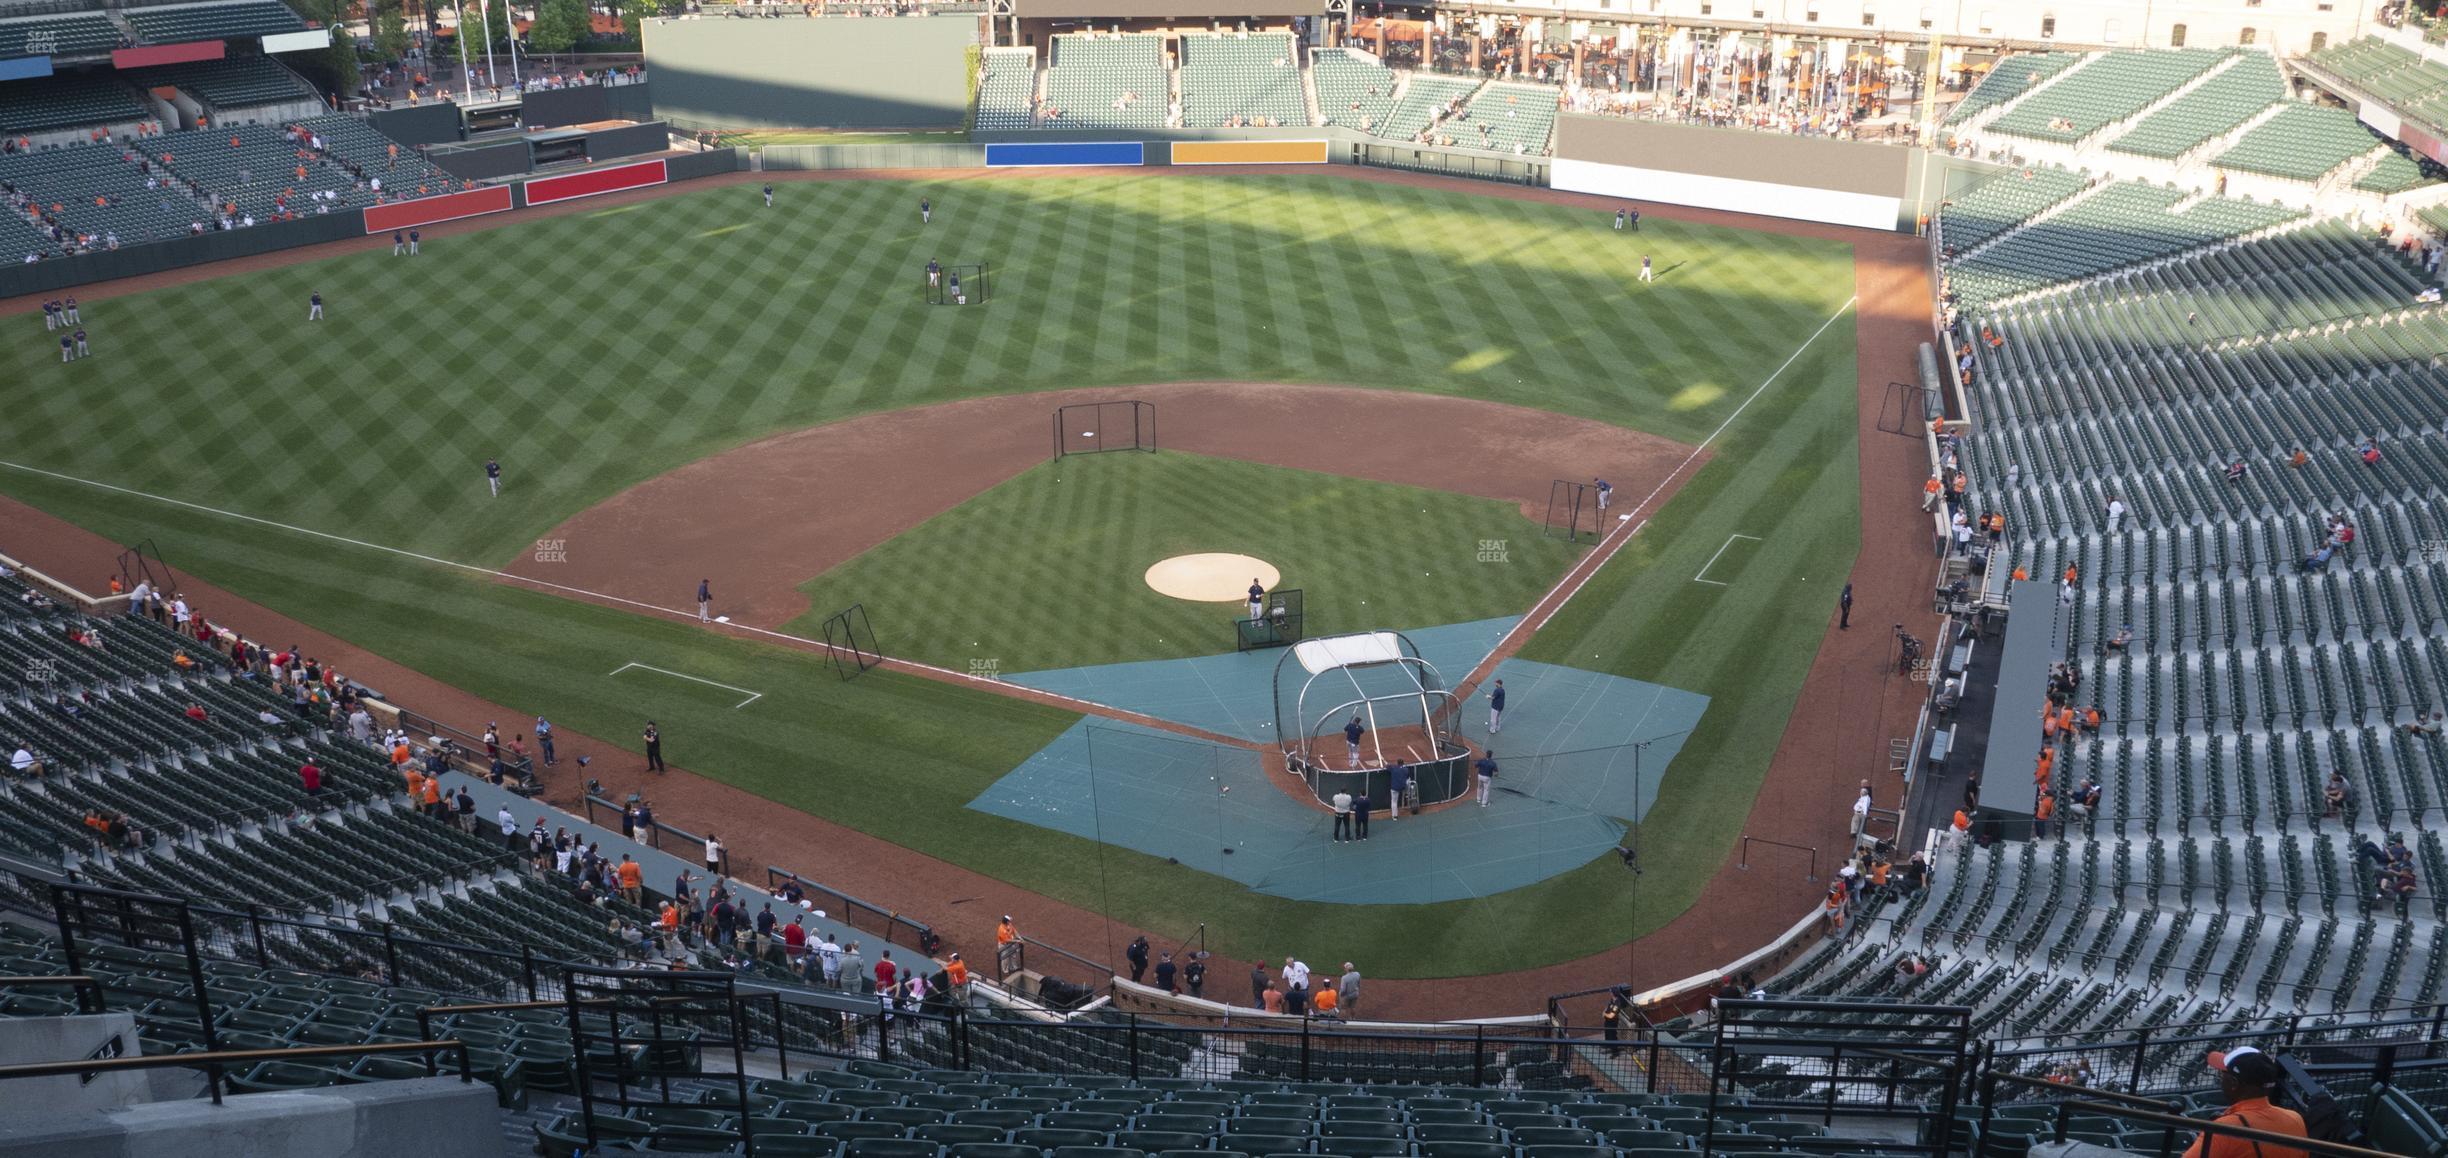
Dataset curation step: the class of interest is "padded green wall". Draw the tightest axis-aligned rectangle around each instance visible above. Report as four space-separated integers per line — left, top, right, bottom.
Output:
642 14 977 130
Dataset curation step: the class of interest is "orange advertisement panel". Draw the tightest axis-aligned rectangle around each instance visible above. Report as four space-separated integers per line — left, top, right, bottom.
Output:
1170 140 1329 166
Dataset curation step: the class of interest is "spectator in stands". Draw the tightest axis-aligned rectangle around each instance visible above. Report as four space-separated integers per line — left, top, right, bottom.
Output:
2383 862 2418 904
299 757 321 796
2300 543 2337 572
10 743 41 780
617 855 643 905
2105 624 2134 652
498 805 517 848
1903 851 1930 894
2187 1047 2306 1158
842 940 871 993
1895 953 1931 984
2361 437 2383 466
2289 448 2309 469
2225 460 2247 483
2403 711 2444 738
704 832 725 876
754 902 778 961
2034 793 2056 839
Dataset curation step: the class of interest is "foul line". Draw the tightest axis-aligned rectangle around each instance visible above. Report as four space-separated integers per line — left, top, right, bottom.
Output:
1692 534 1762 586
0 456 1238 740
1484 294 1856 661
609 662 763 709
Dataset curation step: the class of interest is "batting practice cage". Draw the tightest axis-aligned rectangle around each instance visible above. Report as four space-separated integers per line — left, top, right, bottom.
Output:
1272 631 1473 812
1236 587 1304 652
1051 400 1156 460
925 262 988 305
1545 479 1600 541
820 602 883 680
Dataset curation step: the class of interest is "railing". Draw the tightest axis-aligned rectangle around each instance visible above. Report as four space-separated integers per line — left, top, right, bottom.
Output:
2034 1096 2404 1158
0 973 103 1012
395 707 535 786
763 866 934 951
0 1039 470 1105
414 994 797 1082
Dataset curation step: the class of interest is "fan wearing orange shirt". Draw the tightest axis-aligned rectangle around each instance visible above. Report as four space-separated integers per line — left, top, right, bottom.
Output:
2184 1048 2306 1158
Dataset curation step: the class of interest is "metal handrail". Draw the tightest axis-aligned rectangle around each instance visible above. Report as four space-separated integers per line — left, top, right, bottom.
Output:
764 866 934 948
2052 1097 2402 1158
1989 1070 2174 1109
0 973 104 1012
0 1038 471 1105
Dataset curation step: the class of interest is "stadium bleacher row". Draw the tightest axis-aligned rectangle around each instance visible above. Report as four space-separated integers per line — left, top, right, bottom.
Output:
2304 36 2448 131
2104 52 2283 161
0 598 822 992
2 111 451 255
1789 154 2448 1074
971 41 1558 154
1985 49 2230 144
2212 102 2384 184
0 0 305 63
1944 180 2303 304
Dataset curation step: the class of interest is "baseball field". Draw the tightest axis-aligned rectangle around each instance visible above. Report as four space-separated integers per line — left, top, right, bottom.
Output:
0 168 1882 982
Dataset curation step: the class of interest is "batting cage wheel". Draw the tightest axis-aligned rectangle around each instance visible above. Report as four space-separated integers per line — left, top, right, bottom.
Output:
925 262 989 306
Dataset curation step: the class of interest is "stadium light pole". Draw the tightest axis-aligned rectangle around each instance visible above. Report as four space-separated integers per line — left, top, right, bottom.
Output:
454 3 475 103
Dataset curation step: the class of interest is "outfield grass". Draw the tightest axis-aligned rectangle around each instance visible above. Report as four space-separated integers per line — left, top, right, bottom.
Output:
788 453 1579 671
0 173 1862 977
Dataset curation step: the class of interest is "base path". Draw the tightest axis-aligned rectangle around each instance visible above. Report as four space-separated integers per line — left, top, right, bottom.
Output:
0 165 1942 1019
510 382 1694 630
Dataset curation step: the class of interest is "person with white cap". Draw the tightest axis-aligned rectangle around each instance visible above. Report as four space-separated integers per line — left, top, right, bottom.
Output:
2185 1046 2306 1158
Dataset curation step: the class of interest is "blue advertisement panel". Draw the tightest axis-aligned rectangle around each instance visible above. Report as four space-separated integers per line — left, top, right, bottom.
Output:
0 56 55 82
984 141 1146 167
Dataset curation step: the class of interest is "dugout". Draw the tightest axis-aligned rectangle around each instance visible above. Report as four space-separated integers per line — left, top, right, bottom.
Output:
1272 631 1472 812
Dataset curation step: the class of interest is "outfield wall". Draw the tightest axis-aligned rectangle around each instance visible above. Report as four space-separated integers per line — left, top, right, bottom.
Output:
1552 114 1913 231
642 15 977 130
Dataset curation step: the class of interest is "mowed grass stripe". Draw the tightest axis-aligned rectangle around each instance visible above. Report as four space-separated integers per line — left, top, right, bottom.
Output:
0 174 1865 976
785 452 1578 671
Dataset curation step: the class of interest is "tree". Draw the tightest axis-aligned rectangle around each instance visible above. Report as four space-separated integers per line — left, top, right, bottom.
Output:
282 0 360 96
525 0 585 55
370 0 412 63
462 0 515 55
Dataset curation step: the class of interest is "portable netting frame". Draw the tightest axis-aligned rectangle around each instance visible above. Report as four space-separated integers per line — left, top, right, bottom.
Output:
1545 479 1599 541
1052 400 1157 460
925 262 988 306
1270 630 1472 809
820 603 882 681
1235 587 1304 651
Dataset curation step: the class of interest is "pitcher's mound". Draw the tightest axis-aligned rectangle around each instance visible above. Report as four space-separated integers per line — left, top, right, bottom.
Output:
1146 554 1281 602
